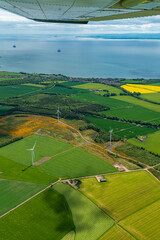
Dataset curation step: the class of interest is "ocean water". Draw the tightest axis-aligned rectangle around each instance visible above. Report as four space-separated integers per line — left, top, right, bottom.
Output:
0 37 160 78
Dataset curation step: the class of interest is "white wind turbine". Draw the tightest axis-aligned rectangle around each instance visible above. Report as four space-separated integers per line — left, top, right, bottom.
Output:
27 141 37 166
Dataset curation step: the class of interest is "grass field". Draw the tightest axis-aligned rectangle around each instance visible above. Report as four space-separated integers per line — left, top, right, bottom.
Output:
0 135 72 165
86 116 156 139
0 155 57 184
128 131 160 155
0 106 13 115
120 199 160 240
0 179 45 216
61 81 85 87
79 171 160 220
73 83 123 95
71 92 160 123
0 188 74 240
44 86 88 95
141 92 160 103
38 148 116 178
0 85 41 99
99 225 135 240
116 143 160 166
112 95 160 113
54 183 114 240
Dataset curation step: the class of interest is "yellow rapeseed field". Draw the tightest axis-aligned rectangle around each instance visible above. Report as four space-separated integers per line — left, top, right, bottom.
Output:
121 84 160 94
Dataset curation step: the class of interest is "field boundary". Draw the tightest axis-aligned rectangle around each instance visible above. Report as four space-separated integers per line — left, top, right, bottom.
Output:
0 180 59 219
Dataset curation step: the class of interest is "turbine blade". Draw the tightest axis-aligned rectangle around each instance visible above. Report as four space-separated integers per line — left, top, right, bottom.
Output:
33 141 37 150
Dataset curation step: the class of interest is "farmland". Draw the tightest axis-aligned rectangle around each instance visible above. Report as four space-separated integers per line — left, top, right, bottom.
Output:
128 131 160 155
116 143 160 166
0 179 45 216
121 84 160 93
0 155 57 184
120 199 160 240
0 188 75 240
38 148 116 178
0 135 72 165
44 86 88 95
79 171 160 220
0 106 13 115
112 95 160 113
1 72 160 240
0 85 41 99
99 225 135 240
54 183 114 240
140 92 160 103
73 83 123 95
86 116 156 139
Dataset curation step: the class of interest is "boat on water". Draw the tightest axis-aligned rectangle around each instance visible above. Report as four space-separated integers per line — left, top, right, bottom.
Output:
57 49 61 53
13 45 16 48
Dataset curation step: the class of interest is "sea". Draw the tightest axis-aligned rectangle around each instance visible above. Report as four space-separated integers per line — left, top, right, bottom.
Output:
0 35 160 79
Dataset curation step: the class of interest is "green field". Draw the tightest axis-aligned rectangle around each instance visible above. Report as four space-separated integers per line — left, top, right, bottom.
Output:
45 86 88 95
0 135 72 165
86 116 156 139
116 143 160 166
79 171 160 220
0 188 74 240
0 85 41 99
62 81 85 87
141 92 160 103
128 131 160 155
0 155 57 184
99 225 135 240
0 106 13 115
112 95 160 113
71 92 132 108
54 183 114 240
0 179 45 216
120 199 160 240
73 83 123 95
38 148 116 178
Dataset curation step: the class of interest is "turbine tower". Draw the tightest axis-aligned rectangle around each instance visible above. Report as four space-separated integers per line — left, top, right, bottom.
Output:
27 141 36 166
109 129 113 146
57 105 60 123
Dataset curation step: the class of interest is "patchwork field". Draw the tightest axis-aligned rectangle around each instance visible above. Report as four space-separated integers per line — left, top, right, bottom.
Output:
79 171 160 220
128 131 160 155
38 148 116 178
71 92 160 123
116 143 160 166
45 86 88 95
73 83 123 95
141 92 160 103
0 135 72 165
0 85 41 99
0 179 45 216
0 155 57 184
0 188 74 240
86 116 156 139
112 95 160 113
99 225 135 240
121 84 160 93
120 199 160 240
54 183 114 240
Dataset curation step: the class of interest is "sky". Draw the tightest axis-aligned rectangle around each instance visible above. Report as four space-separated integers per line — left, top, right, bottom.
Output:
0 8 160 35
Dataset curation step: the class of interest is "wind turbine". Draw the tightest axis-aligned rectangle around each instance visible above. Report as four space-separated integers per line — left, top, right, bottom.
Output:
27 141 36 166
57 105 60 123
109 128 113 147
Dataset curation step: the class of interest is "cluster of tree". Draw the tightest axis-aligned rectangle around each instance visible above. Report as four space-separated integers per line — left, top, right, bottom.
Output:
79 123 121 143
0 136 23 148
103 93 117 97
0 93 109 122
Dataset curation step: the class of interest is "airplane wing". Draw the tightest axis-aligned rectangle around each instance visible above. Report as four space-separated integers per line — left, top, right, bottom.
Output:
0 0 160 23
